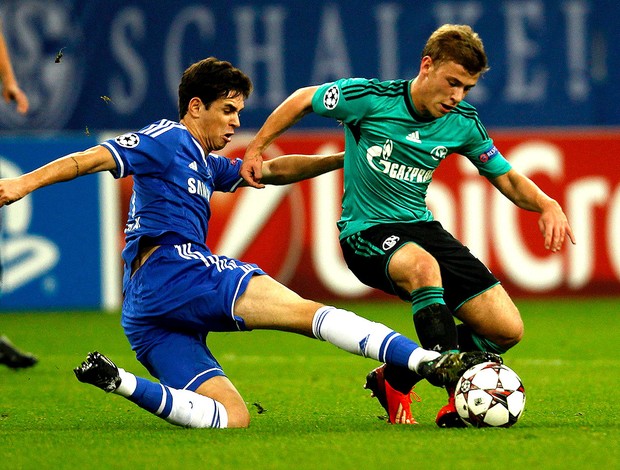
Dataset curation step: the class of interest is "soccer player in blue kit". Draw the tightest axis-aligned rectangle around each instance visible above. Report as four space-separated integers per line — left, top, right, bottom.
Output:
0 57 497 428
242 25 575 426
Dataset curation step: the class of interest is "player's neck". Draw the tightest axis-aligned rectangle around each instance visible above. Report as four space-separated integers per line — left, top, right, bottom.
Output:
409 78 431 119
180 118 213 154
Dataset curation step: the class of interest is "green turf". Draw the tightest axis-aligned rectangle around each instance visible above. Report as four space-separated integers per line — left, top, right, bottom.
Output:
1 298 619 469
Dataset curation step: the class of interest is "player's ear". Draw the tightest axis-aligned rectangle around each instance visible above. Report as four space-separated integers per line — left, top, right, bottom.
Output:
420 56 433 75
187 97 204 117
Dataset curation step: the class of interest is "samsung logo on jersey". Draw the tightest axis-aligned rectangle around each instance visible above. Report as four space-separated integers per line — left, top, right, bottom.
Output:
479 146 499 163
187 178 211 200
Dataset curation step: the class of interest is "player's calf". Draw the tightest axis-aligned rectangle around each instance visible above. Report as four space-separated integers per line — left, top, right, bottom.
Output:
74 351 229 428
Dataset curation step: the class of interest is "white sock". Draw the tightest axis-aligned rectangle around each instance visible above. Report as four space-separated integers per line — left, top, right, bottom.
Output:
115 369 137 396
164 388 229 428
312 306 437 373
312 306 390 357
112 369 228 428
409 347 441 374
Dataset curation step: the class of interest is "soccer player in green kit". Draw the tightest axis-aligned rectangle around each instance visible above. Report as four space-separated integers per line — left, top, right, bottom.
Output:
242 24 575 427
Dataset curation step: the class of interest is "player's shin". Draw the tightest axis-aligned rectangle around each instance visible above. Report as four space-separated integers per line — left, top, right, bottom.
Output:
115 369 228 428
311 306 439 373
412 301 458 352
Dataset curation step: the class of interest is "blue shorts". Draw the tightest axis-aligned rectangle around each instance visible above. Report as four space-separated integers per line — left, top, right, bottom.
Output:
121 243 265 391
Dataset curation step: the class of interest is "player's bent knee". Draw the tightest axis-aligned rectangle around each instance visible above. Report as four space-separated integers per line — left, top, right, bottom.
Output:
390 248 442 289
226 406 251 428
494 318 524 350
210 394 251 428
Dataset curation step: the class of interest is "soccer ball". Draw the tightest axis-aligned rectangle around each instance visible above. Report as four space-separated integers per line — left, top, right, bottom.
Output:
454 362 525 427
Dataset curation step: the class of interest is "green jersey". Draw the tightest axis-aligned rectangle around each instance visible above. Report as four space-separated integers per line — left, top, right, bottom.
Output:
311 78 512 239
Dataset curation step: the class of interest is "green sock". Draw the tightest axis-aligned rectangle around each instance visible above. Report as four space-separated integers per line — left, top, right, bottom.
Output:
471 333 509 355
410 286 445 313
410 287 458 352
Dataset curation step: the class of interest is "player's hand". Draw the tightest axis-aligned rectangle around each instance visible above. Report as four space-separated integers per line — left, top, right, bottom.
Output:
538 203 576 252
2 84 29 115
0 178 27 206
240 153 265 189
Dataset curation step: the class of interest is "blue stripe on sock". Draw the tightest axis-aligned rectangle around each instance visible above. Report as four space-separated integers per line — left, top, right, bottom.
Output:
313 308 331 341
378 331 399 363
210 398 220 428
128 377 166 414
383 334 419 369
160 385 174 418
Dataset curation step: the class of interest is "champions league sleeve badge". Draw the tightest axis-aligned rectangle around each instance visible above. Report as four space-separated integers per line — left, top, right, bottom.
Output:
115 133 140 148
323 85 340 109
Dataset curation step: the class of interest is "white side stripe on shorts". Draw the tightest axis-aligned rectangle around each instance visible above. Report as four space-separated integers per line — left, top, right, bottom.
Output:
175 243 254 274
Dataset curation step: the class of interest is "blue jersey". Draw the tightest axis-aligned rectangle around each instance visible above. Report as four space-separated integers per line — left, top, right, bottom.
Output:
101 119 244 287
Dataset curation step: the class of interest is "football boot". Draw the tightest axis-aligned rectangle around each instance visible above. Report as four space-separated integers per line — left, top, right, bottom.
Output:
74 351 121 393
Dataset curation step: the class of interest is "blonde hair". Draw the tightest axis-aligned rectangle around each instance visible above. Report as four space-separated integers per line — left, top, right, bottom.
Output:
422 24 489 75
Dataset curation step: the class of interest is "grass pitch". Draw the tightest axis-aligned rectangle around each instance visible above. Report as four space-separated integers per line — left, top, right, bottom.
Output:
1 298 619 469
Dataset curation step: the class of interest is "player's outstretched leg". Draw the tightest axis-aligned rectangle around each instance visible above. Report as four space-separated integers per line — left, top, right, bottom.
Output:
314 306 485 425
312 306 442 371
0 335 38 369
74 351 228 428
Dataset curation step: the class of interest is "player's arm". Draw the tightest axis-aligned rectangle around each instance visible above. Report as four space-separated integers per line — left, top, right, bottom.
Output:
0 145 116 207
241 86 319 188
488 168 576 252
242 151 344 187
0 22 29 114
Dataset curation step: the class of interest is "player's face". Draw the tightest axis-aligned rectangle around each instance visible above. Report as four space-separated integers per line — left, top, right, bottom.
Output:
413 57 480 118
199 93 245 151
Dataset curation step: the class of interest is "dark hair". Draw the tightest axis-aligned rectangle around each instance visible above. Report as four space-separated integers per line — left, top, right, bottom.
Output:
178 57 253 119
422 24 489 75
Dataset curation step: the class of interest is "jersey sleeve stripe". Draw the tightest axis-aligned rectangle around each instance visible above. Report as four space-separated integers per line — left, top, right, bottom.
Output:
451 107 490 140
144 120 185 138
343 89 403 101
342 80 405 100
229 176 244 192
101 141 125 178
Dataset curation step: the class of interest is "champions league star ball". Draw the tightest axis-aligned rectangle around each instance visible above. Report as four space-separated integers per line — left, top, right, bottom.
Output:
454 362 526 427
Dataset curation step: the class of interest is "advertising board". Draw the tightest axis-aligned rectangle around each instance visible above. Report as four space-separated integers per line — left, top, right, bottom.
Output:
0 137 120 310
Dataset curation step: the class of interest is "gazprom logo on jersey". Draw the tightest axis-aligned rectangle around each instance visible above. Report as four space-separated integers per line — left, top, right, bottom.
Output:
479 145 499 163
366 139 434 183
